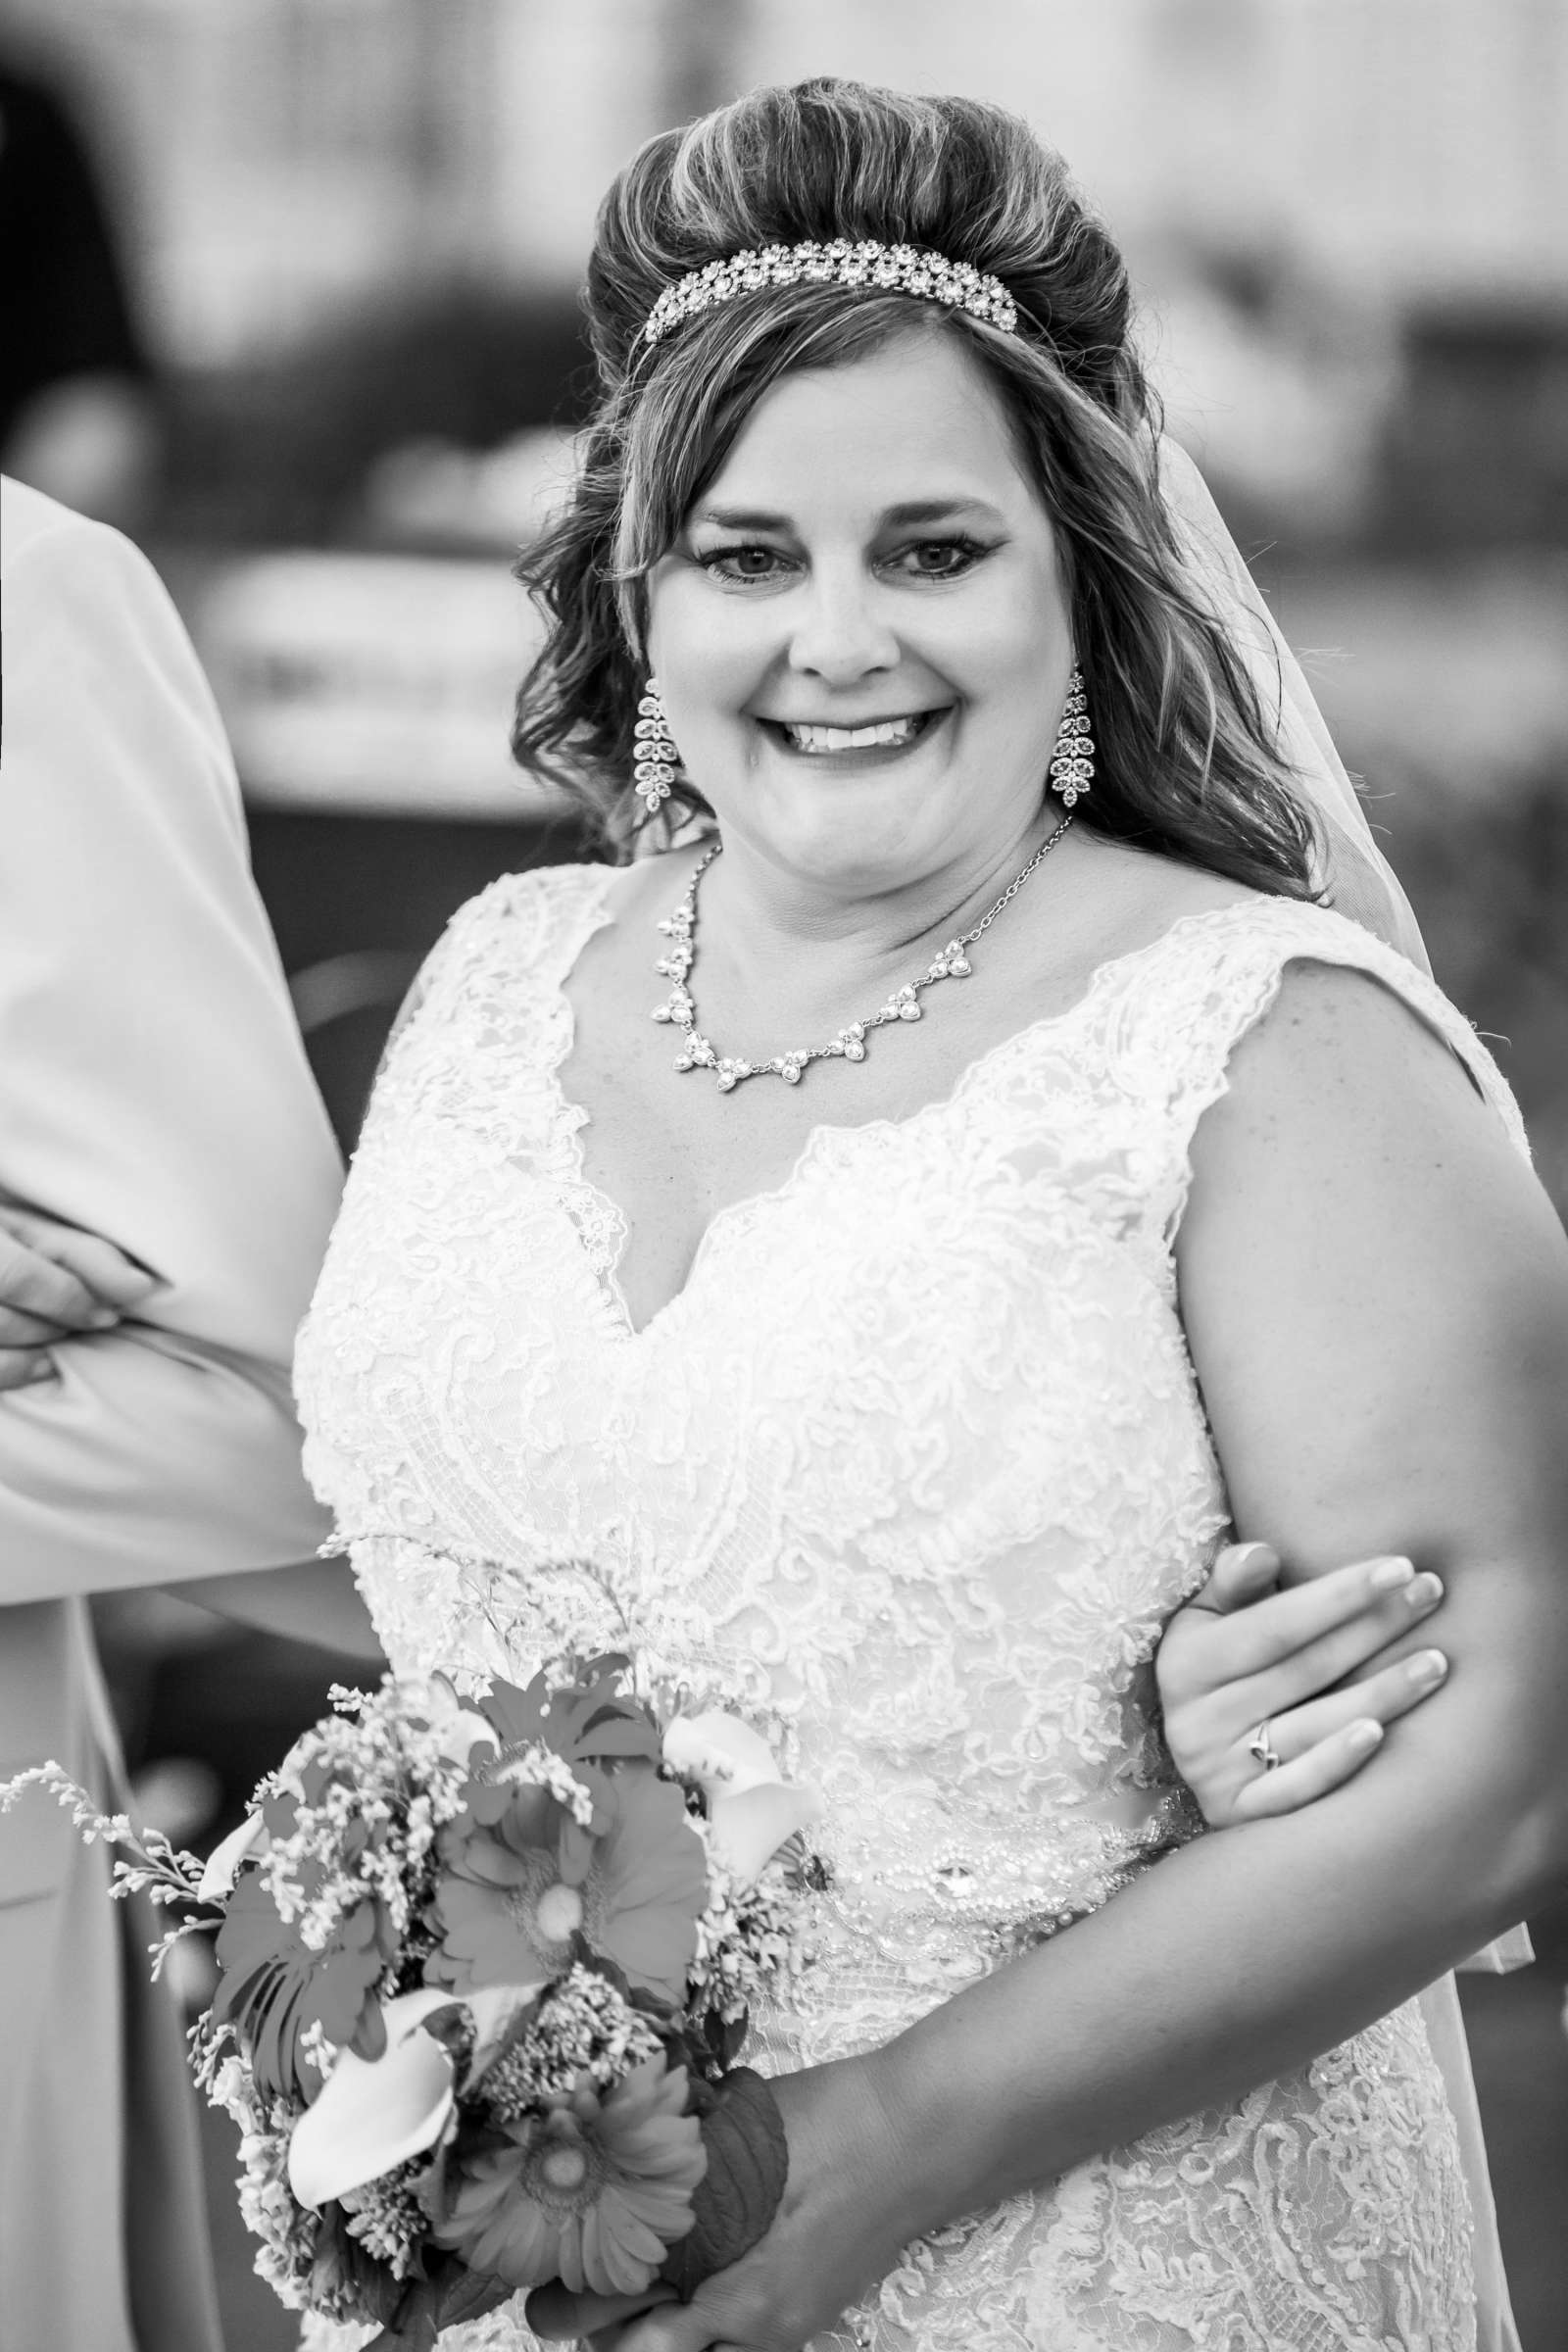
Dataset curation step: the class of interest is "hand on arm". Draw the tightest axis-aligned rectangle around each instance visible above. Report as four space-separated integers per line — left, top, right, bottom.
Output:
1157 1538 1450 1824
0 1208 158 1389
0 1211 378 1656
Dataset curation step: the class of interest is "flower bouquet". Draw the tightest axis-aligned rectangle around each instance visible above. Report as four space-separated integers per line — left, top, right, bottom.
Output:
0 1655 822 2348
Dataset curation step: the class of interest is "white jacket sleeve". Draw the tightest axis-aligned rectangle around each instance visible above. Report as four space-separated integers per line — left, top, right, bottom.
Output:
0 478 344 1601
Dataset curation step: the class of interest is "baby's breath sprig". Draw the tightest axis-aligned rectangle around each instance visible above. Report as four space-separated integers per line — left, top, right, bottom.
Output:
188 2016 326 2311
477 1962 663 2118
688 1834 810 2031
338 2155 431 2278
0 1762 213 1966
251 1677 470 1954
476 1740 598 1828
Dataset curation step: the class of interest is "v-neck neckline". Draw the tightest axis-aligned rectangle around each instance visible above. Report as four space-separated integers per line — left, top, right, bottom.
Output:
536 865 1274 1344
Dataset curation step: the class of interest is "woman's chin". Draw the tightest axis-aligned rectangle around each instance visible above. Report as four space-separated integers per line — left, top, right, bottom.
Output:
725 741 970 885
748 806 956 894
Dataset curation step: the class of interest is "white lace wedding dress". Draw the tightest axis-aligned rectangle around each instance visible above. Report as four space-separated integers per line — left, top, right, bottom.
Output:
294 863 1523 2352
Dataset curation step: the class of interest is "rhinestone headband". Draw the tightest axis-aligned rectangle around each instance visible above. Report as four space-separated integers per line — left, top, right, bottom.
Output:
641 238 1018 349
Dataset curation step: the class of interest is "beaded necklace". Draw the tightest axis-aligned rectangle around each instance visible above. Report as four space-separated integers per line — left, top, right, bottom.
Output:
649 815 1074 1092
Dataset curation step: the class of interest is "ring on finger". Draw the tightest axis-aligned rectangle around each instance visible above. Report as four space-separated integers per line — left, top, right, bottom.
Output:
1247 1719 1283 1772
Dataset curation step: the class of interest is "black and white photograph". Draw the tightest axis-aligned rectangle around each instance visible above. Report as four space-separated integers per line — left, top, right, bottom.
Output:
2 5 1566 2349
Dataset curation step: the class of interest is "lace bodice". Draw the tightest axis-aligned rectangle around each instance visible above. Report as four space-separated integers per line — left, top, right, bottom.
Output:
295 865 1524 2351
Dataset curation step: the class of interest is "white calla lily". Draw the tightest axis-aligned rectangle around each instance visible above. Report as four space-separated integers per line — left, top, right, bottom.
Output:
709 1781 823 1886
196 1812 270 1904
286 1989 460 2209
663 1711 823 1886
662 1710 783 1801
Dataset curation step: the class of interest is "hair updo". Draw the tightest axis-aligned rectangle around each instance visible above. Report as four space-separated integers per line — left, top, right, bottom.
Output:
514 76 1317 897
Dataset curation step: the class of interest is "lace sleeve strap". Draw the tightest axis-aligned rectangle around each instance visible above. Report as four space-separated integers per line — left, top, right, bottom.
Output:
368 861 612 1095
1124 898 1533 1250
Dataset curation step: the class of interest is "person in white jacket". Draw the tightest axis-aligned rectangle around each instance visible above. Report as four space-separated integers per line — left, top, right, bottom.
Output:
0 476 354 2352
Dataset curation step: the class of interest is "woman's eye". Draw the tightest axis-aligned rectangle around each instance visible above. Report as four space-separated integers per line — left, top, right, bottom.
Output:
895 538 987 579
699 545 791 583
694 537 990 584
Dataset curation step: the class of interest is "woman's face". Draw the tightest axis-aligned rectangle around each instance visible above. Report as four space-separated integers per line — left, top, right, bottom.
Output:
645 329 1075 899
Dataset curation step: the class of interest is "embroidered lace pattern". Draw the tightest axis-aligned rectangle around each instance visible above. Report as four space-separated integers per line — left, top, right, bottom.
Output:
295 866 1525 2352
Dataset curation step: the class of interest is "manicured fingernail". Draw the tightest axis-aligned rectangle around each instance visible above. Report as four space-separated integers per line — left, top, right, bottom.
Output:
1369 1557 1415 1592
22 1360 58 1384
1347 1719 1385 1754
1407 1648 1448 1688
1406 1573 1444 1608
87 1306 121 1329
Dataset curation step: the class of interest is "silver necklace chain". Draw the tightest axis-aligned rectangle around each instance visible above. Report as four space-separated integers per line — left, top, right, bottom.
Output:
650 813 1075 1092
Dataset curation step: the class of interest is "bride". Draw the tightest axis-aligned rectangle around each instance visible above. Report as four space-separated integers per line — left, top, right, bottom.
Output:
293 78 1568 2352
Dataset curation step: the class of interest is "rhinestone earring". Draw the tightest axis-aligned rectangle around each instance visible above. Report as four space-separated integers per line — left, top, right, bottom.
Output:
1048 665 1095 808
633 677 681 813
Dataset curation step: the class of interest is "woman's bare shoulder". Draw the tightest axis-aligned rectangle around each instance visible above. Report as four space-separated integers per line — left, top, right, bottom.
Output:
1071 832 1278 931
1059 834 1274 964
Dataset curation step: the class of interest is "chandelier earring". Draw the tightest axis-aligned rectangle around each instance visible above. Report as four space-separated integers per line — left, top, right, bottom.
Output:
633 677 682 814
1048 665 1095 808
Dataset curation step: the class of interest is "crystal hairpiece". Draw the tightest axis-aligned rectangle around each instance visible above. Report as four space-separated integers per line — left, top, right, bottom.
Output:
641 239 1018 349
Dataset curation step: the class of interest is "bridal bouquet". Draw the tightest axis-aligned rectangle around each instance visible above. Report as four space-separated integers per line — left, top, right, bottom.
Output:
1 1657 822 2347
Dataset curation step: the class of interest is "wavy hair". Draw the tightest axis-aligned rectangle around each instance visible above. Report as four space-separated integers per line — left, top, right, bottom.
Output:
514 77 1318 895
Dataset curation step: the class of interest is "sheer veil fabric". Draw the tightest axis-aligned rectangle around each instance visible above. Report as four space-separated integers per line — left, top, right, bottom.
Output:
1154 437 1432 967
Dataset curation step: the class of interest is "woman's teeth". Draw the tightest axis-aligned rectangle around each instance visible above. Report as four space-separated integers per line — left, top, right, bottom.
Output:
780 714 931 755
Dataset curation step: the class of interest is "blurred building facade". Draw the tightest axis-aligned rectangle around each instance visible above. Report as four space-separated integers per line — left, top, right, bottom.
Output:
6 0 1567 360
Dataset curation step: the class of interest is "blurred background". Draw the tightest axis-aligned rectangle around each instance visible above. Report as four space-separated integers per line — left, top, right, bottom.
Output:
3 0 1565 2342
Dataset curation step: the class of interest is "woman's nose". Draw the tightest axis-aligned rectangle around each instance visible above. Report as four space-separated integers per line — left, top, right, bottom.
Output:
785 568 900 686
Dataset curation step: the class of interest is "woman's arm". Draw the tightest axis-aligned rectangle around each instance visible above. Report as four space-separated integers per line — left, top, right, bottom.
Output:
599 960 1568 2351
876 962 1568 2203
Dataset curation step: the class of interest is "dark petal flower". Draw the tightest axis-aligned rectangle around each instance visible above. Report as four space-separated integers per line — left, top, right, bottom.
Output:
428 1865 568 1991
426 1786 584 1993
462 1776 561 1839
427 1768 705 2006
475 1660 661 1774
212 1871 397 2104
587 1771 706 2005
431 2063 705 2294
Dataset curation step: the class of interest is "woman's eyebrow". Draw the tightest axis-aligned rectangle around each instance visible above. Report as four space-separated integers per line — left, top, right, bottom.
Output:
690 505 795 532
691 496 1007 531
877 497 1008 527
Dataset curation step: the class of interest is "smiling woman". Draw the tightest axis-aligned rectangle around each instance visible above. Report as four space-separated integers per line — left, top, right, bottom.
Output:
289 75 1568 2352
647 339 1073 901
515 140 1317 906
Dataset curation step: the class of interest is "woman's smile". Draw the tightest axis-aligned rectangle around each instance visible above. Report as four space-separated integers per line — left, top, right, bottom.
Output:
759 706 953 763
